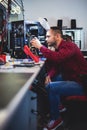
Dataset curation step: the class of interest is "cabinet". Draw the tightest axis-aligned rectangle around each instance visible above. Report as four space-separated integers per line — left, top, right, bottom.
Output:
62 28 84 49
5 90 37 130
0 72 37 130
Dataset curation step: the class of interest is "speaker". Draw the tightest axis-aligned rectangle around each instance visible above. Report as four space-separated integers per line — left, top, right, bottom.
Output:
71 19 76 29
57 19 62 29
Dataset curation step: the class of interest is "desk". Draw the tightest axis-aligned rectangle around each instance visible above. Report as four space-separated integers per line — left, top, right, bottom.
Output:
0 61 44 130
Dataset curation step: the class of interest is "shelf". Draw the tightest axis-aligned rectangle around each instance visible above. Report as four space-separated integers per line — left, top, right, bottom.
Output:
62 28 83 30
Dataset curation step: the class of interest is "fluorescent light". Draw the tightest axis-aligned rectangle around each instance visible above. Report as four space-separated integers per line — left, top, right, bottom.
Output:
11 5 21 14
0 0 22 15
16 6 21 14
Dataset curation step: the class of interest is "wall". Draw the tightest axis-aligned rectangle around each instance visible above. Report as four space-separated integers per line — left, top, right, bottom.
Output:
23 0 87 49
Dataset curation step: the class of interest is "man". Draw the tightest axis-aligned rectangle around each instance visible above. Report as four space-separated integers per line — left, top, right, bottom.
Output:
31 26 87 130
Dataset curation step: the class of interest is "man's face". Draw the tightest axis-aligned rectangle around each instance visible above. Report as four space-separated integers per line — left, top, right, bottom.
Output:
46 29 57 47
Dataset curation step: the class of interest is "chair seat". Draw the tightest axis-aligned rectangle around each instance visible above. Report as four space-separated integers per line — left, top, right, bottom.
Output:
65 95 87 101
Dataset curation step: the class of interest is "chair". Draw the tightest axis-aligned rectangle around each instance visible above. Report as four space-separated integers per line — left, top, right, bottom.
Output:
62 74 87 130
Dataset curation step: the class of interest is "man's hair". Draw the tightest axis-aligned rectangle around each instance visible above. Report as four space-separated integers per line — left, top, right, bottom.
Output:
50 26 63 37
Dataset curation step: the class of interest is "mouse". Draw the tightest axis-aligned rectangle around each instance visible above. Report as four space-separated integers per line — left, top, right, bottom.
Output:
0 57 5 65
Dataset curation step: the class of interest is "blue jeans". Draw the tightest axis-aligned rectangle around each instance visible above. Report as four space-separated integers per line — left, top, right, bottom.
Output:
46 80 84 120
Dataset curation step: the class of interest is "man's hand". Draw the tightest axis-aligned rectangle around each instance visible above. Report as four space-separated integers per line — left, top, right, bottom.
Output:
45 75 51 85
30 37 42 50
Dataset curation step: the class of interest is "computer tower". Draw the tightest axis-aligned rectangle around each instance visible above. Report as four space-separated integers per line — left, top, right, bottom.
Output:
10 20 26 58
